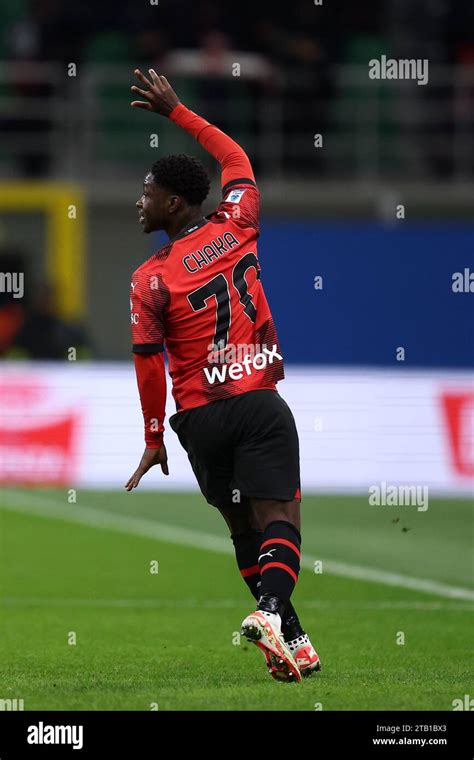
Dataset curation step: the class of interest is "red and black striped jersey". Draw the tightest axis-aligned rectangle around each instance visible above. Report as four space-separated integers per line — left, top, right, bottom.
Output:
130 104 284 448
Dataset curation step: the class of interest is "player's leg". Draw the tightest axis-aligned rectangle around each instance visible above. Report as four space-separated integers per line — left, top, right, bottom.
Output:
232 389 321 680
250 496 301 619
170 393 319 681
216 498 308 680
230 528 316 678
171 394 301 625
248 496 320 676
238 497 306 682
169 404 299 680
223 508 304 645
218 499 262 599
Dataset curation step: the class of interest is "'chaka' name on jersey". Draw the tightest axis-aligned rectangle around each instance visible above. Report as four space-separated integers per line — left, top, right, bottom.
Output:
182 232 240 273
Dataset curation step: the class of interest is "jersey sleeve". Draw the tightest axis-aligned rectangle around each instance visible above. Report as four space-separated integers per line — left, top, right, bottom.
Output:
215 182 260 232
130 269 170 447
130 270 169 353
169 103 259 229
133 351 166 448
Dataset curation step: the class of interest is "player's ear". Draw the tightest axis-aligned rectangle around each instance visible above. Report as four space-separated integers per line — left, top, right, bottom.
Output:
168 195 181 213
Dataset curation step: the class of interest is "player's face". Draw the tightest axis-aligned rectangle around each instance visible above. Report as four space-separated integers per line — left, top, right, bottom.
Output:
136 174 170 233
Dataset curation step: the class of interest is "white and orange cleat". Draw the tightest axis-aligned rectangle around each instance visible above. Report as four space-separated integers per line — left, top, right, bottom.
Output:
241 610 302 683
286 634 321 678
261 633 321 681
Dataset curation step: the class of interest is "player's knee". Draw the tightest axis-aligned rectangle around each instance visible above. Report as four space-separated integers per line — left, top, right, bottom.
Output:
251 498 300 531
217 503 255 536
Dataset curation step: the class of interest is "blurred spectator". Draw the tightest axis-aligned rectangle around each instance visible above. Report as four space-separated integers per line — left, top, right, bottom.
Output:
5 0 70 176
11 282 91 360
0 251 26 354
0 249 91 359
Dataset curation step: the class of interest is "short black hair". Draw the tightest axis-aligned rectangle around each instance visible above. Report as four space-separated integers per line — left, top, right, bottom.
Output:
150 153 210 206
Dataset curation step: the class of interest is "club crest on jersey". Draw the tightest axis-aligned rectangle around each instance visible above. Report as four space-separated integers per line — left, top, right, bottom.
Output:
225 188 246 203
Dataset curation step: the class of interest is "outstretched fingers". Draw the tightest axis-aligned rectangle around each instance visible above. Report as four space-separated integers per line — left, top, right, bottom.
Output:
149 69 171 90
130 100 152 110
133 68 152 87
130 70 154 109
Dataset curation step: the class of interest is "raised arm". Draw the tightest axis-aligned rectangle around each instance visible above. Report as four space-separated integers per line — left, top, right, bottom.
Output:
130 68 255 191
169 104 255 191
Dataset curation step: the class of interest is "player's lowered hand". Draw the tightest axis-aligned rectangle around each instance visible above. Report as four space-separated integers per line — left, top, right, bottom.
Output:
130 68 180 116
125 445 169 490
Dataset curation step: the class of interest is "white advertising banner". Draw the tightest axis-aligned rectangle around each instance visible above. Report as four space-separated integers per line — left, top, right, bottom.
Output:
0 363 472 495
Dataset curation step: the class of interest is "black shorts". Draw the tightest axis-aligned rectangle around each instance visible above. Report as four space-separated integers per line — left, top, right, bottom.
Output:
169 389 301 509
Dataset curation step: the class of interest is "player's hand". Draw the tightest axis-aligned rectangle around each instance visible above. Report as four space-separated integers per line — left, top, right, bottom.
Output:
130 68 180 116
125 445 169 490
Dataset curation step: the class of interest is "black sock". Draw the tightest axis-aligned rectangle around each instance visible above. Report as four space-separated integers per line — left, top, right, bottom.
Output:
231 529 262 599
257 520 301 612
231 528 304 638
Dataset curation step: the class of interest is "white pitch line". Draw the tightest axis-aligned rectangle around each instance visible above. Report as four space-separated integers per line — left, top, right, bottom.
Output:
1 489 473 602
1 597 473 611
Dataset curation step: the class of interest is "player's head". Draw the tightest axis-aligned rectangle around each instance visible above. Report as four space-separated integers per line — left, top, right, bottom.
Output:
136 153 210 233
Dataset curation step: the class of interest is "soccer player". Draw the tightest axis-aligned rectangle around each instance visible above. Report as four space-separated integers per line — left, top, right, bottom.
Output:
125 68 320 682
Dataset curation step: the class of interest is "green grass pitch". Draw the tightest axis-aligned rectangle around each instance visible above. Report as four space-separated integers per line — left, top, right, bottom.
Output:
0 488 472 710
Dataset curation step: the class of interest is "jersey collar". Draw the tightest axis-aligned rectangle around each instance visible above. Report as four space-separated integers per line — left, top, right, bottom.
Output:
168 215 209 244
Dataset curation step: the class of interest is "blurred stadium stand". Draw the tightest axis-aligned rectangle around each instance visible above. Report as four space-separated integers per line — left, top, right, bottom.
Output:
0 0 473 362
0 0 473 183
